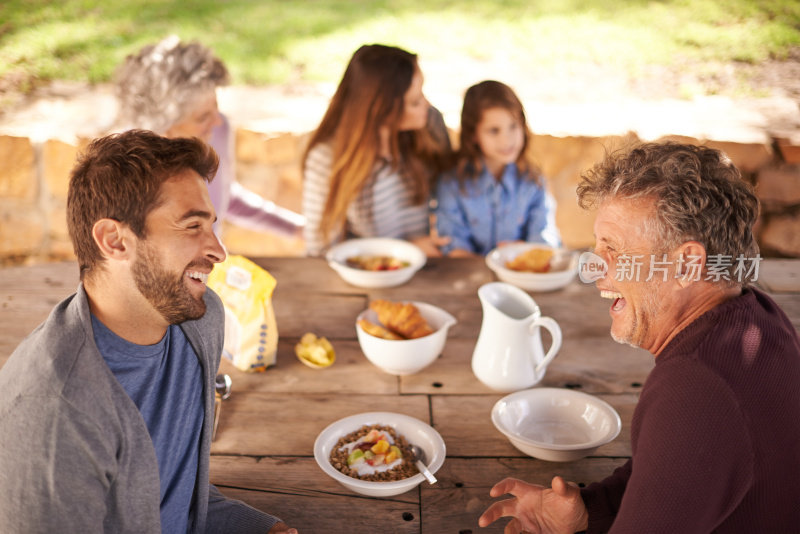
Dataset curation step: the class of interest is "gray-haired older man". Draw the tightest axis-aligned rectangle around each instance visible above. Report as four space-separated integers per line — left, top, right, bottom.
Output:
479 142 800 533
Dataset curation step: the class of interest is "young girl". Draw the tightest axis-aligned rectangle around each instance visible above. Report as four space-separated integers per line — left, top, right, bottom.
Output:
436 80 560 256
302 44 452 257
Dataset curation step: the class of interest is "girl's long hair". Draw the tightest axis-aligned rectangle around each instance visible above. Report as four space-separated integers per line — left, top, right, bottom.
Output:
457 80 540 185
303 44 449 240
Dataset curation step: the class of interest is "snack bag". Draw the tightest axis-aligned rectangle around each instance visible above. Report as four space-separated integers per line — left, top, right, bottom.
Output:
207 255 278 372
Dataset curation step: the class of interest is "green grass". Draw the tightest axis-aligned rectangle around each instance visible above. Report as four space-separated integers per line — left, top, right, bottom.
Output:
1 0 799 94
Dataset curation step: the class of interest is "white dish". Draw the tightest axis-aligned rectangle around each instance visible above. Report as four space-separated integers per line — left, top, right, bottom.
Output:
325 238 426 288
486 243 578 292
314 411 446 497
356 301 456 375
491 387 621 462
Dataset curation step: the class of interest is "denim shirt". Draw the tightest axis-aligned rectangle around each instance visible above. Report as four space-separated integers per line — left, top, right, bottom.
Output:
435 162 561 255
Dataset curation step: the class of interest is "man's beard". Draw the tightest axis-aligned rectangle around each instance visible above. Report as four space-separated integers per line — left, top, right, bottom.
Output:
132 241 210 324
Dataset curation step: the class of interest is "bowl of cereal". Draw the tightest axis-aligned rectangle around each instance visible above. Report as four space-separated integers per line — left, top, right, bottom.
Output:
313 412 446 497
325 238 426 288
486 243 578 292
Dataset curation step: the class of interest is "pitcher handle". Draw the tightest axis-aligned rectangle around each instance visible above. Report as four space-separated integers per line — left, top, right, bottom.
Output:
531 316 562 374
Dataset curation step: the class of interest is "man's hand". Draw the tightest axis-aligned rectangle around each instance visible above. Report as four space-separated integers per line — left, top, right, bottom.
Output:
268 522 298 534
478 476 588 534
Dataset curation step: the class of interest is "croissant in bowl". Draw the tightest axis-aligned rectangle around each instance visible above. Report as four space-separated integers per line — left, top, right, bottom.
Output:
359 300 434 340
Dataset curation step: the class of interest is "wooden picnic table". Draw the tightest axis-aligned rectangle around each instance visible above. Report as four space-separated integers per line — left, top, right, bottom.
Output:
1 257 798 533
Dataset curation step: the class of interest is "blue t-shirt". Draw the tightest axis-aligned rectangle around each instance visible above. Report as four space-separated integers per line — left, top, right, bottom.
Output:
435 162 561 255
92 315 204 534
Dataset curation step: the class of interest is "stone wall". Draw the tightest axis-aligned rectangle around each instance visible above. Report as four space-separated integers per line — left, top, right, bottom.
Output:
1 129 799 266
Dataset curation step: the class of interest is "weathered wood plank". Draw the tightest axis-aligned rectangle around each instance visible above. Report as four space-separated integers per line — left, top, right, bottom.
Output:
211 393 430 456
219 485 421 534
431 394 637 458
397 338 496 395
272 293 368 339
210 455 631 534
218 486 421 534
210 456 366 495
210 455 421 533
217 339 401 395
0 262 80 364
400 335 652 395
250 257 349 293
2 257 799 534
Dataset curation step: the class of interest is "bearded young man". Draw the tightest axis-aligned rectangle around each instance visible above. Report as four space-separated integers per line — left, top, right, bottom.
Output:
0 130 297 534
479 142 800 533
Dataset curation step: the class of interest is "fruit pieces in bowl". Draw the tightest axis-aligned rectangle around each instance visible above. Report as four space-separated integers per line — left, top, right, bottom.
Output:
345 255 410 271
325 238 426 288
357 299 434 340
329 425 418 482
314 411 447 497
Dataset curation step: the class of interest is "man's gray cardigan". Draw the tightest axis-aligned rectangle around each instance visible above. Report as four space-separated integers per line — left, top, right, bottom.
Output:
0 284 279 533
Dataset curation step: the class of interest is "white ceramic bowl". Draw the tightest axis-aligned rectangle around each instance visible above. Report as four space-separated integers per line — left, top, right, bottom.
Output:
486 243 578 292
314 411 446 497
356 301 456 375
326 238 426 288
491 388 622 462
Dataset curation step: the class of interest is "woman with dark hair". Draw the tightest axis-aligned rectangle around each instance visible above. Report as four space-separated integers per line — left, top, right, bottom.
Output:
435 80 560 256
302 44 452 256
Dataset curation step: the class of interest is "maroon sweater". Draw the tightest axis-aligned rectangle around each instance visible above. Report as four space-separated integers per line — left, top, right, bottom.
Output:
581 288 800 533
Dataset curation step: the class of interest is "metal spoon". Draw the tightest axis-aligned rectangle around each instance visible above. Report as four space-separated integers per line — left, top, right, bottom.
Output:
411 444 437 484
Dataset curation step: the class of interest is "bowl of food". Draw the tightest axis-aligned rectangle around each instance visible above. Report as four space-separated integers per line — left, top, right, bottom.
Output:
325 238 426 288
356 299 456 375
486 243 578 292
491 387 622 462
314 411 446 497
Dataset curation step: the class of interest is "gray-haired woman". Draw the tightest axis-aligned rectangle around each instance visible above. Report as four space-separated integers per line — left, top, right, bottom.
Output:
114 35 304 238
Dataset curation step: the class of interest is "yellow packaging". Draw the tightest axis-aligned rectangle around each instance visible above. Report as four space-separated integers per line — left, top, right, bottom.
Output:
207 255 278 372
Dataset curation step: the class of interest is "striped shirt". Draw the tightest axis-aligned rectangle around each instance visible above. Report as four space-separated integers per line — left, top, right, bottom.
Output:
303 142 428 256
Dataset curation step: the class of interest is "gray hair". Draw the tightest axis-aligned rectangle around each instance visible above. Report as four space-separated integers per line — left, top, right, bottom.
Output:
577 142 760 286
114 36 229 134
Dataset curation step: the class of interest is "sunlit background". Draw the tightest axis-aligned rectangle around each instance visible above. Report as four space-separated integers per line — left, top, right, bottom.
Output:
1 1 799 263
2 1 799 99
2 0 799 142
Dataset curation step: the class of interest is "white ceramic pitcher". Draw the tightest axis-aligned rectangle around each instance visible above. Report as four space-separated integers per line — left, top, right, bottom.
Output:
471 282 563 392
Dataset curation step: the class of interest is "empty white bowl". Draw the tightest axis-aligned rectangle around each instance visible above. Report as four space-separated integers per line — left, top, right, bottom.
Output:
491 388 621 462
314 411 446 497
486 243 578 292
356 301 456 375
326 238 426 288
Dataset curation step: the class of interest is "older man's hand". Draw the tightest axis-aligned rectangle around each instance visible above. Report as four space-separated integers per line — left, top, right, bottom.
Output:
478 476 588 534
